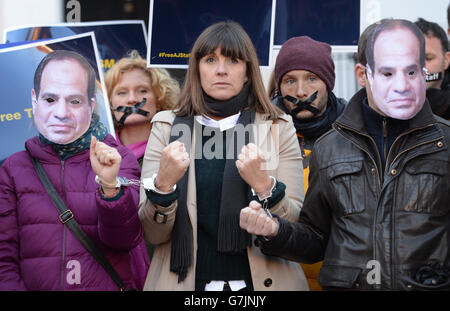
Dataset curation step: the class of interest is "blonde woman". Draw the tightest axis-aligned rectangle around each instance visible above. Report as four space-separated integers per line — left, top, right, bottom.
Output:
105 51 180 166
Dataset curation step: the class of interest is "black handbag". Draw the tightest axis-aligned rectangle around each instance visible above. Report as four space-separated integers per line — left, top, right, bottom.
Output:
28 152 132 291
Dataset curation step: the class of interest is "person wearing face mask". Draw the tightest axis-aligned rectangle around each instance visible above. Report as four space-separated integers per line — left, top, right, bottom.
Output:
138 21 308 291
0 50 149 290
240 19 450 291
414 18 450 120
354 20 388 105
104 51 181 167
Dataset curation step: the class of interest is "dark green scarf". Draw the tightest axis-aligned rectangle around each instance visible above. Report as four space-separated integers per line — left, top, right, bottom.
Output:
39 114 108 160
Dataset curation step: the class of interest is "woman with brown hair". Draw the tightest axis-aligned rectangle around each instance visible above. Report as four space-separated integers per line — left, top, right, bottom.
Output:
104 51 180 166
138 21 308 291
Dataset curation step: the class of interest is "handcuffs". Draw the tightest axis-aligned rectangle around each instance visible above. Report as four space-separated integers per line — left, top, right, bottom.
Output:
251 175 276 219
95 173 176 194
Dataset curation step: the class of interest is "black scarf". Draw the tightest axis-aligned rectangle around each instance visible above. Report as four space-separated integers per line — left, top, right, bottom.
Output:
169 90 253 283
361 98 409 171
203 83 250 118
275 92 341 140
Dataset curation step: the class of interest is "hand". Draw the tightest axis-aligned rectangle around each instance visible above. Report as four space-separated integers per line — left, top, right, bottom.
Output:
155 141 190 192
240 201 279 237
90 136 121 187
235 143 272 193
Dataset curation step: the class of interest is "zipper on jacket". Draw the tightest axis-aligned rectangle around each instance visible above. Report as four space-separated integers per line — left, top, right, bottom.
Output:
382 118 388 165
335 122 387 288
59 160 66 290
383 123 438 289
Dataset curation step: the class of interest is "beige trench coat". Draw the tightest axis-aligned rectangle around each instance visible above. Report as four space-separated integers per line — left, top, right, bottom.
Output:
139 110 309 291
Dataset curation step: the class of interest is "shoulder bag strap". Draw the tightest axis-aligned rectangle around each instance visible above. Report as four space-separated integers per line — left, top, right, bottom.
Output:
28 152 127 290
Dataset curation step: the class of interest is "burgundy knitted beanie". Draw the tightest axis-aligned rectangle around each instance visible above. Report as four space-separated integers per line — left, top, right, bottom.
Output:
275 36 335 93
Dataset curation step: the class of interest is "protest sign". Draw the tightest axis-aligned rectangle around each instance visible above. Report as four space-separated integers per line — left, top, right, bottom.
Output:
147 0 274 68
0 32 114 162
274 0 360 47
4 20 147 72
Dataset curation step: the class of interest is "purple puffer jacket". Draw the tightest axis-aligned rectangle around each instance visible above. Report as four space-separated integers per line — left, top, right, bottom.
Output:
0 134 149 291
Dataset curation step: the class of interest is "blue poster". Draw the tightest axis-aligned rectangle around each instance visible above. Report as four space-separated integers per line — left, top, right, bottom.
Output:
0 33 114 162
147 0 274 68
0 40 49 49
4 21 147 72
274 0 360 46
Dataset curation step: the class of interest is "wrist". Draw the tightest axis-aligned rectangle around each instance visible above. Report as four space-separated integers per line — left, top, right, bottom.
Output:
252 176 276 200
154 175 175 193
253 175 273 194
95 175 120 189
100 186 120 198
142 173 177 195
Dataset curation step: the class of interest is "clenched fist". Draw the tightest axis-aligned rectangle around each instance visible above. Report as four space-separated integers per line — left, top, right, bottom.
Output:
235 143 273 193
155 141 190 192
240 201 279 238
90 136 121 185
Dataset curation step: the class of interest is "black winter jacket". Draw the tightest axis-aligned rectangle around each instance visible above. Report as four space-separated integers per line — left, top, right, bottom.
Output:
261 88 450 290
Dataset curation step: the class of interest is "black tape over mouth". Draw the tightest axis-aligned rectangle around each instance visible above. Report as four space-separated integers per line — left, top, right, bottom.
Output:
113 98 150 126
425 71 443 82
284 91 320 116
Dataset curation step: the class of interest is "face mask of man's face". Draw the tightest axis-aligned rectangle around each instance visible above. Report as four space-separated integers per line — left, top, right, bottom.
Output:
366 28 426 120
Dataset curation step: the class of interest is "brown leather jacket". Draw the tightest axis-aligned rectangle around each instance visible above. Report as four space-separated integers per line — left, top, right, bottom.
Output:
261 88 450 290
